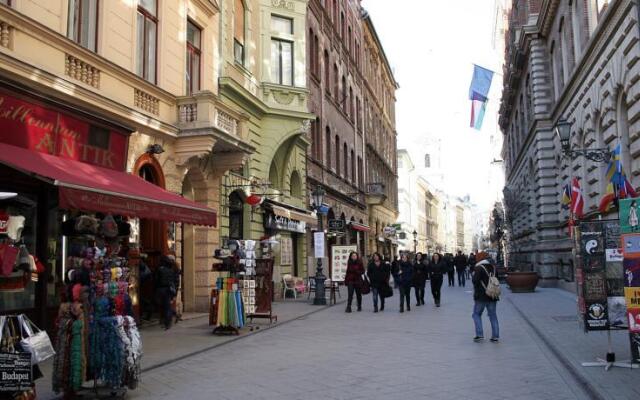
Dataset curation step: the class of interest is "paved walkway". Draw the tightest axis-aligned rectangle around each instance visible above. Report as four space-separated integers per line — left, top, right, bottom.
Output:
35 284 640 399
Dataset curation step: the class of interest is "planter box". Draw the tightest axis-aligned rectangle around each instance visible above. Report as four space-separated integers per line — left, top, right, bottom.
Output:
506 271 539 293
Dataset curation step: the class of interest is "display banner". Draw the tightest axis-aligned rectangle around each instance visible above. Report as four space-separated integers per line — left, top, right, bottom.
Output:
578 221 610 331
0 89 128 170
620 224 640 363
330 245 357 282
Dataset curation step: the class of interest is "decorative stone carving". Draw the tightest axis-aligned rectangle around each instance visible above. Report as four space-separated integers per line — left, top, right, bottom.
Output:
271 0 294 11
179 103 197 122
300 119 311 134
273 90 295 105
0 21 12 48
134 89 160 115
65 54 101 88
215 109 238 136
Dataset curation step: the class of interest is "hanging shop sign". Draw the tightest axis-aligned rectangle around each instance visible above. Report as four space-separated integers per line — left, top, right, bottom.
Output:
263 212 306 233
383 226 396 236
328 219 345 232
0 90 129 171
577 221 610 331
0 352 32 392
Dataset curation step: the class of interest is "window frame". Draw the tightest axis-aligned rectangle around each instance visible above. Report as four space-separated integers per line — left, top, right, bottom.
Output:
234 0 246 65
67 0 100 52
136 0 159 84
271 38 294 86
186 19 202 95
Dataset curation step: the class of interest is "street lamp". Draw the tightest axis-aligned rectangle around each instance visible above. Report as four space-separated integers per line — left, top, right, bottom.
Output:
312 185 326 306
555 119 611 163
412 230 418 253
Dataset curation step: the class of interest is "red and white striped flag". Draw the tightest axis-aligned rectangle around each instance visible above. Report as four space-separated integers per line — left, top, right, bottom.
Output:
571 177 584 218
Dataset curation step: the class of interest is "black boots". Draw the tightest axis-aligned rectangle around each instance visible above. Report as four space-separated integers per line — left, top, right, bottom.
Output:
345 306 352 313
374 305 378 313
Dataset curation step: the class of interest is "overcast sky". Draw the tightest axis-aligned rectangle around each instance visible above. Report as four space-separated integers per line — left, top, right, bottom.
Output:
362 0 505 211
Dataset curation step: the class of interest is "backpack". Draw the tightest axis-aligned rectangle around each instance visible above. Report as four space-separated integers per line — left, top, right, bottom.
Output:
480 265 501 300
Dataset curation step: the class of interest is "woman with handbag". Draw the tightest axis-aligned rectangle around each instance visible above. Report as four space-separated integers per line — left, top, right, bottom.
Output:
367 252 390 313
394 253 414 313
344 251 365 313
413 252 428 306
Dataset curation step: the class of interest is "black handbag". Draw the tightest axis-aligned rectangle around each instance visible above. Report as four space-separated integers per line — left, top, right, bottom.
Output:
361 275 371 295
381 283 393 298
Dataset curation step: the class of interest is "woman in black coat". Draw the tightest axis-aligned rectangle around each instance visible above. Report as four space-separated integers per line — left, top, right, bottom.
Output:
394 253 414 313
428 253 446 307
413 252 428 306
367 252 390 312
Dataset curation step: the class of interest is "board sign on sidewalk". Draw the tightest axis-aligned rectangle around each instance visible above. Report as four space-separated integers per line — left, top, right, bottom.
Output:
331 245 357 282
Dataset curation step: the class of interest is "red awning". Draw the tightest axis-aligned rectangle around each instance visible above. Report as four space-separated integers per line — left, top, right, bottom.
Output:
0 143 217 226
349 222 371 232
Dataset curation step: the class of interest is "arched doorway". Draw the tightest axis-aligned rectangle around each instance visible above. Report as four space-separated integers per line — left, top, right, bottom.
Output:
134 154 168 320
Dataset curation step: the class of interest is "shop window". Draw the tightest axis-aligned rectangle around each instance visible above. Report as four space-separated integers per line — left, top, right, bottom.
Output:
88 125 110 149
67 0 99 52
234 0 245 65
186 19 201 95
229 191 244 240
136 0 158 83
271 39 293 86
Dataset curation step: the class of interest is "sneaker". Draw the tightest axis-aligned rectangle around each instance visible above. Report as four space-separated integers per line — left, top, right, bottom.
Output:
490 338 499 343
473 336 484 342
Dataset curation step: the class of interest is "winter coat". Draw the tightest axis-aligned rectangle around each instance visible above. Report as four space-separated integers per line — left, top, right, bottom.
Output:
412 260 428 286
344 259 365 287
428 259 447 279
473 263 499 302
156 263 178 289
367 261 390 288
454 254 467 271
394 261 414 287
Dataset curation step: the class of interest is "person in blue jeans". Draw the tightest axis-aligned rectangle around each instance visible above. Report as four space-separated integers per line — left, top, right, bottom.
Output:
471 252 499 342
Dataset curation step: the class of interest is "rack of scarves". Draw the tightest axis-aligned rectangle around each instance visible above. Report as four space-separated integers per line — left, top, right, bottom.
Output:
51 222 142 396
211 277 245 335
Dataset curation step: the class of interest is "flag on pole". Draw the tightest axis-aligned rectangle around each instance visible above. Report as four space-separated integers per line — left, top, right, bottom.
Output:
561 184 571 209
599 182 617 214
468 64 494 130
603 142 637 200
571 177 584 218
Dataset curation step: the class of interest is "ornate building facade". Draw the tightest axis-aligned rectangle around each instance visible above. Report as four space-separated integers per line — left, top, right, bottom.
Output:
500 0 640 288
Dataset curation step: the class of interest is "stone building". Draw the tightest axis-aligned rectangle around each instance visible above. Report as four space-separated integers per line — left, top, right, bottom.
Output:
305 0 369 271
499 0 640 288
362 10 399 258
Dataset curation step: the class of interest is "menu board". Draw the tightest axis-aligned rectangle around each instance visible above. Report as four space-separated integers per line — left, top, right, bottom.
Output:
280 237 292 266
331 245 356 282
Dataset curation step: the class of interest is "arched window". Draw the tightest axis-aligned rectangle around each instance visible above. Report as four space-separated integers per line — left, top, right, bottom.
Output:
351 149 355 182
269 161 279 190
340 12 345 38
324 50 329 86
314 35 320 76
349 86 354 119
570 0 582 60
550 42 557 101
335 134 340 173
325 127 331 167
348 26 352 53
618 92 632 179
333 64 339 99
341 76 347 112
314 117 321 160
290 171 302 198
343 143 348 178
234 0 245 64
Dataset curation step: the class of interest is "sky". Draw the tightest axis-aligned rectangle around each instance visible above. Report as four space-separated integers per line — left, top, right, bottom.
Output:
362 0 505 211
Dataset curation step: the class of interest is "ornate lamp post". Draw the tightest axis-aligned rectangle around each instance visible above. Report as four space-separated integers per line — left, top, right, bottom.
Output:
312 186 327 305
555 119 611 163
412 230 418 253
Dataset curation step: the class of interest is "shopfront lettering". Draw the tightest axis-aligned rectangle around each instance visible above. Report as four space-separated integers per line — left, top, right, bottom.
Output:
0 91 128 171
264 212 306 233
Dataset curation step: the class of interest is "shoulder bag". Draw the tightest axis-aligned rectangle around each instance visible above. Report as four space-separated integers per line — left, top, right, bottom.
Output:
18 314 55 364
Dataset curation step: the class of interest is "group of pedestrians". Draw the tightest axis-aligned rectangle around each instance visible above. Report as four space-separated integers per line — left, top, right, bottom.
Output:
342 250 500 342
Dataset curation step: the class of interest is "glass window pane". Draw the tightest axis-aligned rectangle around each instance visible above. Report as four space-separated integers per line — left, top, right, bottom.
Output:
139 0 156 15
234 40 244 64
146 20 157 82
136 12 144 77
192 53 200 91
67 0 78 40
186 51 192 94
271 40 280 84
80 0 98 52
271 15 293 34
281 41 292 85
187 21 200 48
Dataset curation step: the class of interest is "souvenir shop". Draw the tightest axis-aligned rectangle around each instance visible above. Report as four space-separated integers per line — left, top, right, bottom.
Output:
0 84 217 396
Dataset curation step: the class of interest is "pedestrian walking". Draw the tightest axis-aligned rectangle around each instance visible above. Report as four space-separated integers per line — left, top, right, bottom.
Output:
367 252 391 312
454 251 467 287
413 252 428 306
467 253 476 280
393 253 413 312
156 254 179 330
472 252 500 342
344 251 365 313
445 253 455 287
428 253 446 307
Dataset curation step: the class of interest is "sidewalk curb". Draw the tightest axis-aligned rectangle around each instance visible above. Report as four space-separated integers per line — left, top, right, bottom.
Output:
141 298 346 373
507 297 606 400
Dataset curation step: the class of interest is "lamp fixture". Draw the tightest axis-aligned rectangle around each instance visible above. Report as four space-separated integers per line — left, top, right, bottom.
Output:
554 119 611 163
146 144 165 155
312 185 325 209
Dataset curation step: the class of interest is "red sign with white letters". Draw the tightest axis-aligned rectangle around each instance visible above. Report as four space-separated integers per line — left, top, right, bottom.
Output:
0 90 128 170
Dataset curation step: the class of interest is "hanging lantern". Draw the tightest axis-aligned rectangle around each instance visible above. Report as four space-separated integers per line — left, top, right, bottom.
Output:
246 194 263 206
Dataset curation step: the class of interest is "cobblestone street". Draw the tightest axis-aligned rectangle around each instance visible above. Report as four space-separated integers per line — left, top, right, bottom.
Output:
124 285 608 400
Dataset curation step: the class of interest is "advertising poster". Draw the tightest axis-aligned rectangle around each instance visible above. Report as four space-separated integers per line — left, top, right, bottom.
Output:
331 245 357 282
607 296 627 326
585 301 609 330
630 333 640 363
619 198 640 234
628 309 640 333
580 224 604 257
606 262 625 296
624 287 640 308
623 258 640 287
621 234 640 258
583 272 607 302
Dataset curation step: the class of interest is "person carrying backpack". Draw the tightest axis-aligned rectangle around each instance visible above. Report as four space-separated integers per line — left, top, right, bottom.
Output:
472 252 500 343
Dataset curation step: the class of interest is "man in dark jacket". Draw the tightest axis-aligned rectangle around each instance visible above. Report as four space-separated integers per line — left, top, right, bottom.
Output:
445 253 455 287
428 253 446 307
467 253 476 280
156 255 179 330
454 251 468 287
393 254 413 312
472 252 500 342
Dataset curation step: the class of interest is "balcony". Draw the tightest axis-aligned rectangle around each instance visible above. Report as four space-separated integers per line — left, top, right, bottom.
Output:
175 91 254 168
366 182 387 205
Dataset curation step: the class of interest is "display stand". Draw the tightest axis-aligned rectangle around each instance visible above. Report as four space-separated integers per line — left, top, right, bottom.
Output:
210 276 245 336
246 258 277 324
581 329 639 370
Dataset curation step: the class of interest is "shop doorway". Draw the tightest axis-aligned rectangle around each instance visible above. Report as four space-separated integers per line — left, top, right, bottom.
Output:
134 155 168 320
